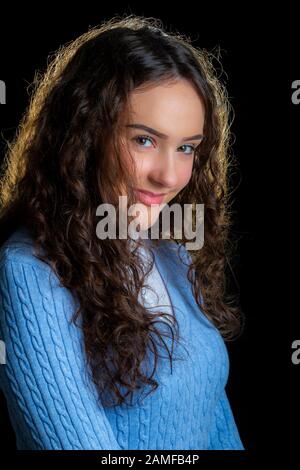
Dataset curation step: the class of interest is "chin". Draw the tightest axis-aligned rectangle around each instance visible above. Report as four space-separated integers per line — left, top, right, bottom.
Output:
129 204 162 236
139 214 160 232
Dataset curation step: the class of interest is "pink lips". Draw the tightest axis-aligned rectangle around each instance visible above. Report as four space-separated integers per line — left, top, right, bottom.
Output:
134 188 166 206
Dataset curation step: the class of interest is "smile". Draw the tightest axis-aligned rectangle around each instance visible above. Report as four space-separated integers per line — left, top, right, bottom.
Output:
134 189 166 206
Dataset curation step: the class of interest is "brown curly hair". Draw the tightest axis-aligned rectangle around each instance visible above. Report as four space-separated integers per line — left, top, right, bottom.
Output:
0 15 244 407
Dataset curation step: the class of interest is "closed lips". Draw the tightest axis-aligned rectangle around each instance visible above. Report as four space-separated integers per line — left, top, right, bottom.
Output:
136 189 166 196
134 189 166 205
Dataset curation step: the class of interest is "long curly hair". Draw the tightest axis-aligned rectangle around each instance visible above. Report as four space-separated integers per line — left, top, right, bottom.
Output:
0 15 244 407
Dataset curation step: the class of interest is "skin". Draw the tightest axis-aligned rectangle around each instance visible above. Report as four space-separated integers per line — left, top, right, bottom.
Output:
122 79 205 233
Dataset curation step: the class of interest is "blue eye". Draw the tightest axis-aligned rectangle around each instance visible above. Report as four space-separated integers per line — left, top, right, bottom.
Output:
133 135 196 155
133 135 153 148
180 144 196 155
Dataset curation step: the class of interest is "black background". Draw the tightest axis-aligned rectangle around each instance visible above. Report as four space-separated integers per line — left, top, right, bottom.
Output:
0 3 299 465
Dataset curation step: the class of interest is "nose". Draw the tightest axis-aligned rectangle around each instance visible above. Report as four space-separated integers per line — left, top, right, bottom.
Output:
148 150 178 190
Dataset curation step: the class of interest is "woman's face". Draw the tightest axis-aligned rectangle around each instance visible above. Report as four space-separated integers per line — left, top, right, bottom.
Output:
123 79 205 233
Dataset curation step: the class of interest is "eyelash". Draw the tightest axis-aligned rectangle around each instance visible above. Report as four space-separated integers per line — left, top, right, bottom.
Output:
132 135 196 155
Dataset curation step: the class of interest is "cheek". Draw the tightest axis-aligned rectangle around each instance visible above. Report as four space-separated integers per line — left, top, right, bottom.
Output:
132 154 151 179
178 161 194 188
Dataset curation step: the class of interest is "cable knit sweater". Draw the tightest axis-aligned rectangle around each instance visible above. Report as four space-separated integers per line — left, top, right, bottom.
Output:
0 226 244 450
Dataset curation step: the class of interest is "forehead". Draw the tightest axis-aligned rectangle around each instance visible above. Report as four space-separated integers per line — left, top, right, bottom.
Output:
126 80 205 133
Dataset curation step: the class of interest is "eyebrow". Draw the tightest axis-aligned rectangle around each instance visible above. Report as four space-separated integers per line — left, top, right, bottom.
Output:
125 123 204 141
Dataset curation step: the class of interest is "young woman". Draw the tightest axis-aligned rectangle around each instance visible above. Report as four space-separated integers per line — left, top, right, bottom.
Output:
0 15 244 450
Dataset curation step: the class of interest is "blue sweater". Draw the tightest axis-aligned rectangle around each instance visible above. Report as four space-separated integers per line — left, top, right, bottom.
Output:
0 226 244 450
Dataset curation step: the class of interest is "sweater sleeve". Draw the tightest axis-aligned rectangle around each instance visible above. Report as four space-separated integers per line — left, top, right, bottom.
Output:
0 256 122 450
208 389 245 450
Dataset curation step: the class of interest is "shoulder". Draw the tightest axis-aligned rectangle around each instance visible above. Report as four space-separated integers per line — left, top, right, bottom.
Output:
0 227 78 334
0 226 50 272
